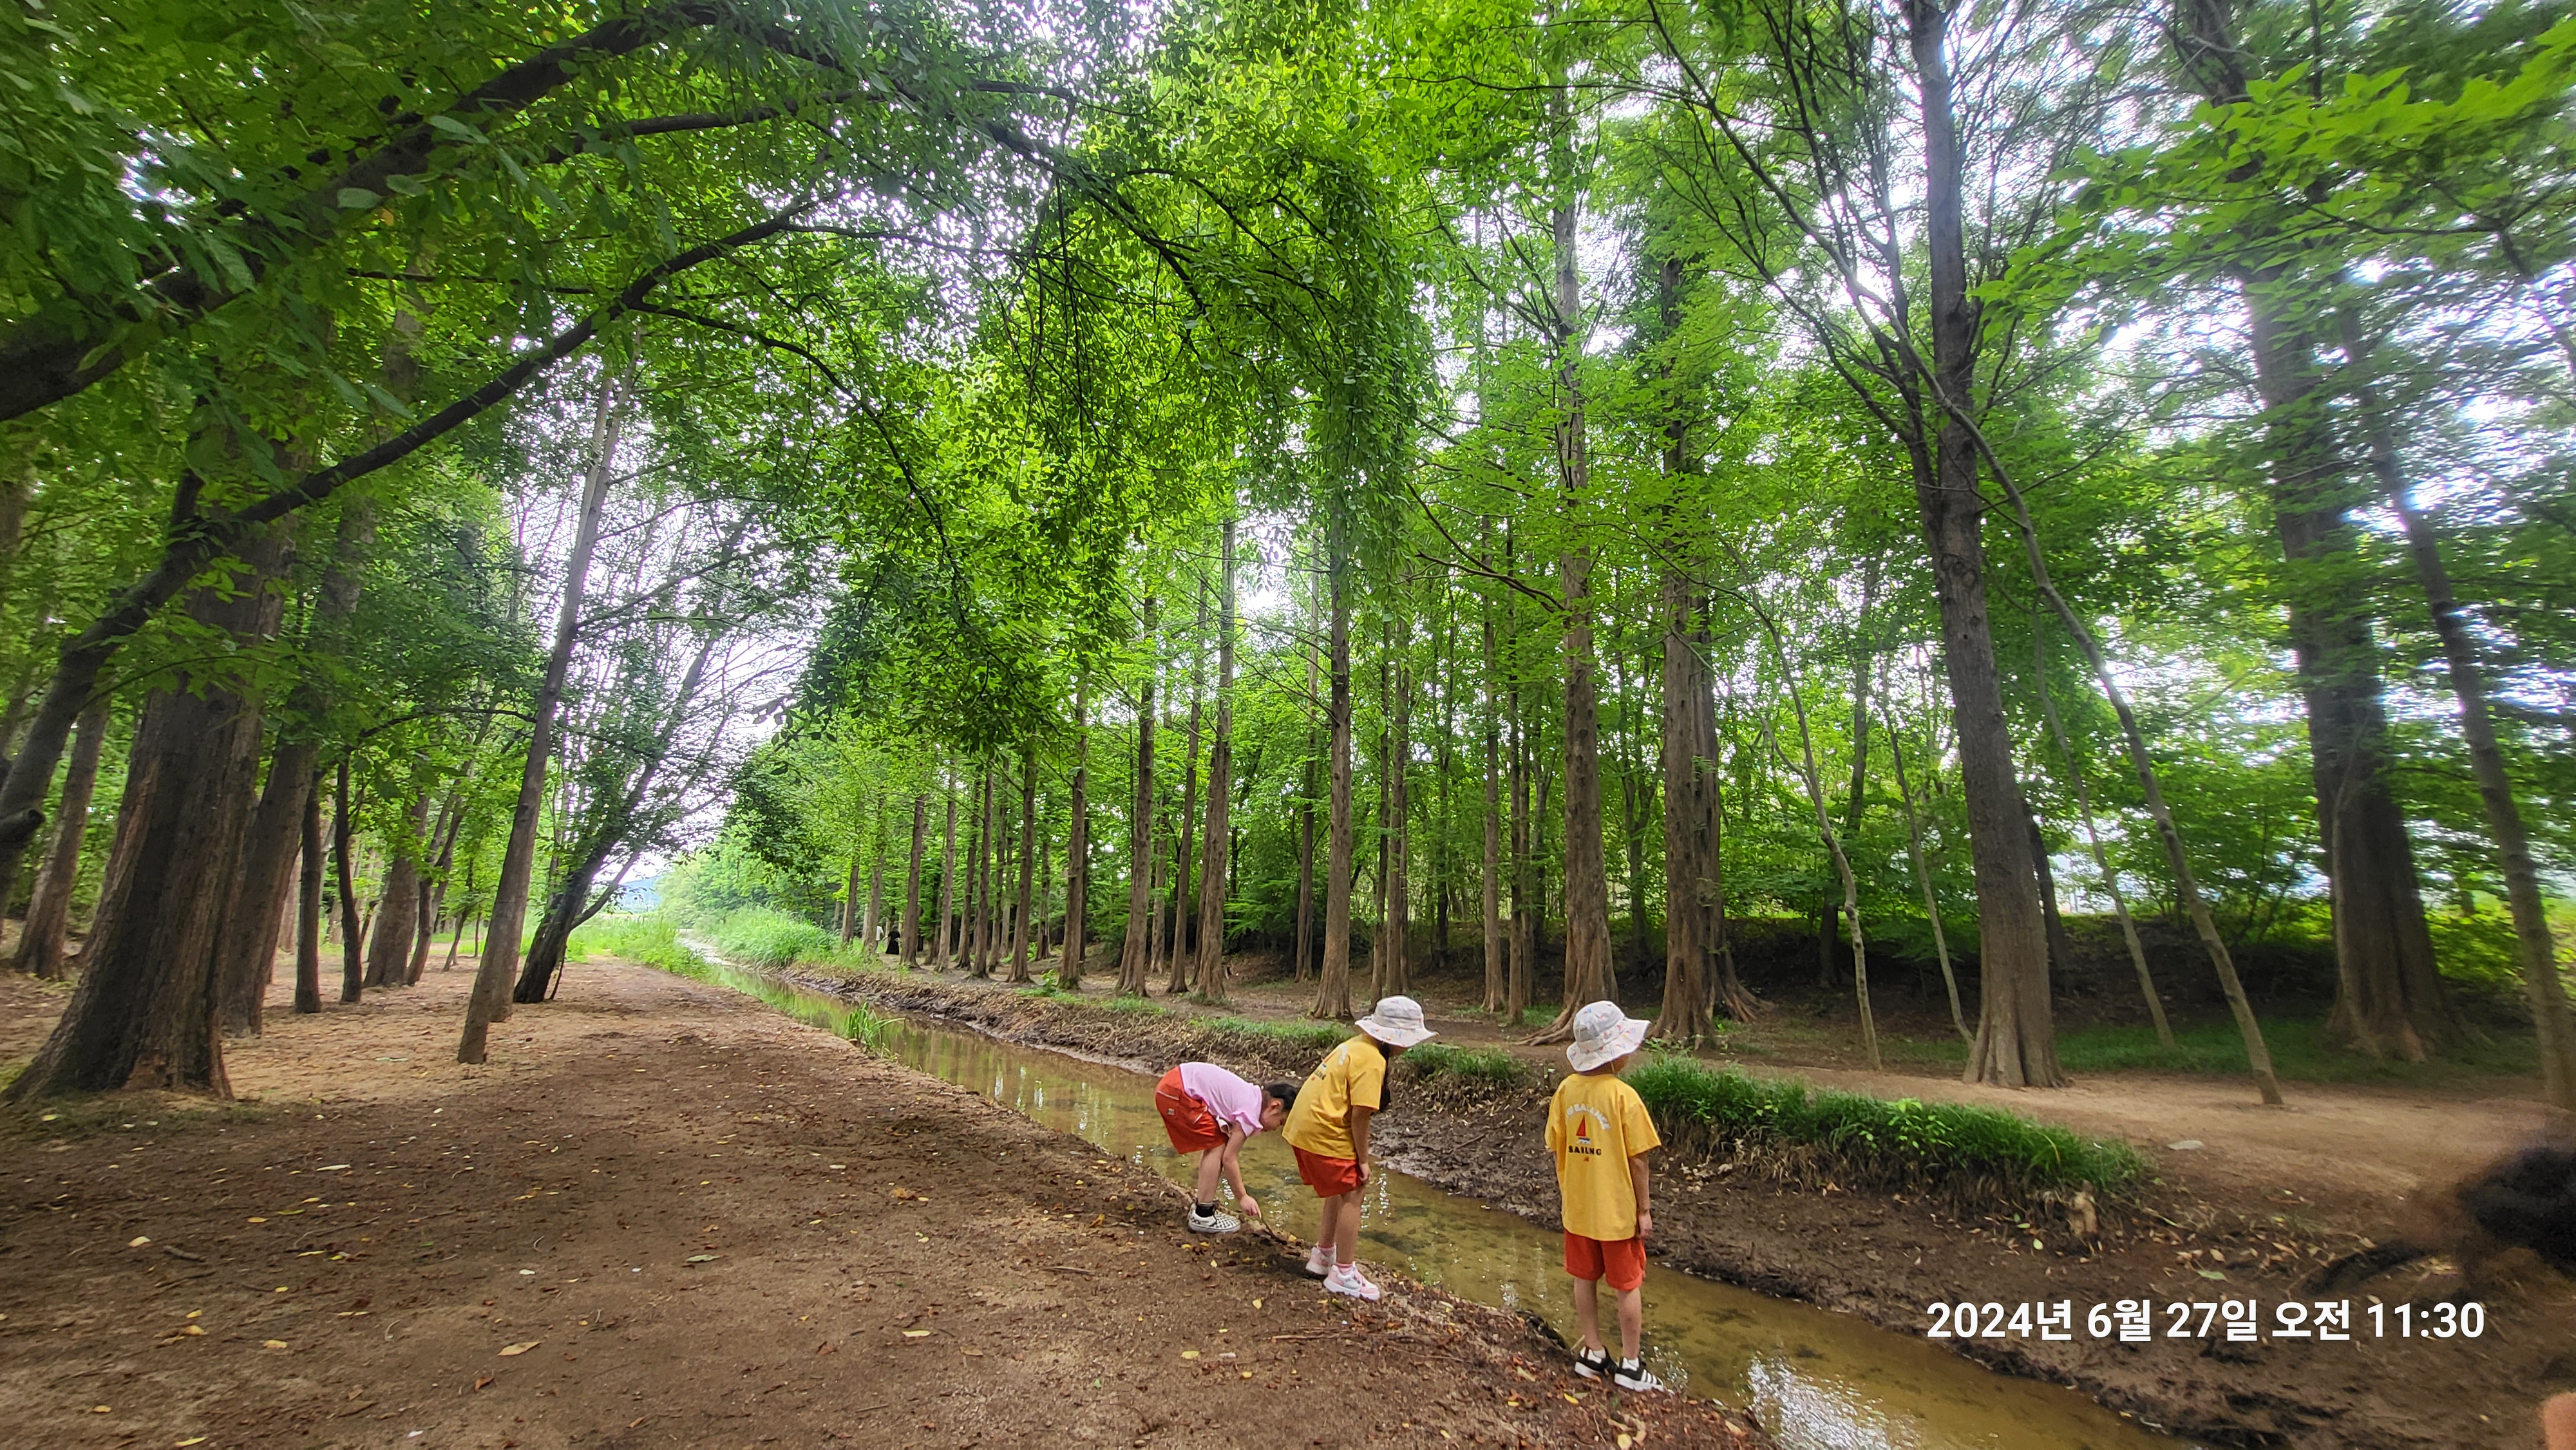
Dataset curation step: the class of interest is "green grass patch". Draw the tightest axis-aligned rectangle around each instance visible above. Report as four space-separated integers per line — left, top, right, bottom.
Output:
568 915 711 979
1406 1042 1526 1088
1101 994 1168 1015
1208 1015 1350 1053
2052 1017 2536 1084
707 907 838 970
1626 1055 2145 1200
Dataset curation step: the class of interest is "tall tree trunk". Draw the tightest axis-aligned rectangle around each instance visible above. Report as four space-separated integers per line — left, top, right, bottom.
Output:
1654 574 1716 1043
1506 577 1534 1026
933 783 958 970
2029 814 2081 983
862 801 886 959
7 524 287 1100
1168 606 1205 995
1533 185 1615 1045
1193 516 1238 1005
1118 598 1159 995
1055 681 1090 989
14 697 108 979
364 787 430 988
2171 0 2452 1062
1009 752 1036 982
459 379 621 1064
840 851 862 945
1902 0 2060 1087
211 499 370 1030
1295 673 1320 984
1883 695 1969 1042
968 762 997 979
295 777 323 1013
1376 625 1409 1001
1482 608 1506 1015
903 793 928 968
2343 322 2576 1106
1311 524 1356 1021
333 758 363 1004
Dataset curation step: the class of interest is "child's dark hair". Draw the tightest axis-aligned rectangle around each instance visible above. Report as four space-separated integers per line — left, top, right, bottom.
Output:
1263 1082 1299 1113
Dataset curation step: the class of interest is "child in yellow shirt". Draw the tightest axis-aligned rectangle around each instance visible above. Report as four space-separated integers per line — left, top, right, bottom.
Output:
1546 1001 1666 1392
1280 995 1435 1301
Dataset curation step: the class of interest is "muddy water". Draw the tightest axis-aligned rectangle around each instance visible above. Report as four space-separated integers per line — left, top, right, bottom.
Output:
710 962 2196 1450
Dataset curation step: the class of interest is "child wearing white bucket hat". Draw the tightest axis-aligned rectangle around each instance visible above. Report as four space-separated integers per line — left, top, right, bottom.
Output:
1280 995 1436 1301
1546 1000 1667 1392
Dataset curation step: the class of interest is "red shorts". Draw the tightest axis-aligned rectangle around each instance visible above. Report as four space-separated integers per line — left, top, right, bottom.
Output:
1293 1146 1364 1197
1563 1232 1646 1291
1154 1068 1226 1154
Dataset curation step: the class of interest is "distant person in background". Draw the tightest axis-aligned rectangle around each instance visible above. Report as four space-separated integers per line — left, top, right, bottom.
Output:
1153 1061 1294 1234
1282 995 1437 1301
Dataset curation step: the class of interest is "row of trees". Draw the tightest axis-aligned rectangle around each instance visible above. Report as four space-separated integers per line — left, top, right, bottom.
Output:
5 0 2571 1111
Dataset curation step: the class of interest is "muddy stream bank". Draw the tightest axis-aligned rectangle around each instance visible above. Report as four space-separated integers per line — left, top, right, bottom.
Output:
679 948 2192 1450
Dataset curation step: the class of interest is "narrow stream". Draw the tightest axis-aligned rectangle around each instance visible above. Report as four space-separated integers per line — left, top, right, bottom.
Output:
698 959 2198 1450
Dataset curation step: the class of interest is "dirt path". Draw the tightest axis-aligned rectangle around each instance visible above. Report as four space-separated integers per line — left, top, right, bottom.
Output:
0 964 1756 1450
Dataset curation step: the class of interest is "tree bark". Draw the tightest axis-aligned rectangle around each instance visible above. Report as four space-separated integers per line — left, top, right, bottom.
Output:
333 758 363 1004
863 801 887 961
2344 323 2576 1106
459 377 621 1064
933 784 958 970
1902 0 2060 1087
2170 0 2452 1062
14 697 108 980
1295 656 1320 985
903 793 929 968
1055 681 1090 989
2029 813 2081 983
6 525 286 1100
364 787 430 988
1311 523 1356 1021
1654 574 1719 1043
1168 594 1206 995
1193 516 1237 1005
295 776 323 1013
1118 598 1159 995
1009 751 1036 983
1482 607 1506 1015
1531 185 1615 1046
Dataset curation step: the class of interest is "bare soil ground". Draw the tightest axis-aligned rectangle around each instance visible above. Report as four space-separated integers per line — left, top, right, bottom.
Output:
798 954 2576 1450
0 964 1757 1450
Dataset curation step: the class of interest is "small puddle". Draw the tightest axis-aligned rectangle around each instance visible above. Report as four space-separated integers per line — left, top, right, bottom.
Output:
699 959 2199 1450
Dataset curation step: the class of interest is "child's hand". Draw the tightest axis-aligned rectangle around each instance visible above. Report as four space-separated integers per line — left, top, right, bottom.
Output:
1358 1162 1374 1187
1636 1210 1653 1241
1238 1194 1264 1220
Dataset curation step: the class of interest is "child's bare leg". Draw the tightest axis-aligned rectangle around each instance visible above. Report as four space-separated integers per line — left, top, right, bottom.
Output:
1571 1275 1604 1356
1615 1285 1643 1364
1193 1149 1224 1207
1327 1192 1361 1263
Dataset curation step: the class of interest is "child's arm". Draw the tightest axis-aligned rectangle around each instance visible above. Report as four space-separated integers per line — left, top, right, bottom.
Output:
1629 1150 1653 1240
1349 1103 1374 1184
1221 1126 1260 1218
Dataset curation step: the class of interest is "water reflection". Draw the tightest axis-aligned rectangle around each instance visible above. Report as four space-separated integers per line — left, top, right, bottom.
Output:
711 965 2195 1450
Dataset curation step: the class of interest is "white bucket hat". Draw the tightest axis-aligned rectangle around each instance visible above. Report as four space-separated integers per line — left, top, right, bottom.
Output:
1354 995 1438 1048
1566 1001 1650 1073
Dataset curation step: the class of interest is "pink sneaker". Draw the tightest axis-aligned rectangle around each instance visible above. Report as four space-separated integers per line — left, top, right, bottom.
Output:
1303 1244 1335 1279
1323 1263 1380 1302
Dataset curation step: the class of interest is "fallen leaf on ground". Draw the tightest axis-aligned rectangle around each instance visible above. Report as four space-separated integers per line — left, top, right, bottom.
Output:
685 1254 719 1263
473 1377 494 1391
902 1329 933 1339
1180 1350 1200 1360
128 1236 151 1247
498 1342 540 1357
263 1341 288 1350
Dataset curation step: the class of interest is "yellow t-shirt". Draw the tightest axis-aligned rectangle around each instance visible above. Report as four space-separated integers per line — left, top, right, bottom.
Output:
1546 1072 1662 1241
1281 1035 1387 1162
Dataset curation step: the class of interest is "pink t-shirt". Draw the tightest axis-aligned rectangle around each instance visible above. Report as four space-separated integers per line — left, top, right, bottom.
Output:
1177 1062 1269 1136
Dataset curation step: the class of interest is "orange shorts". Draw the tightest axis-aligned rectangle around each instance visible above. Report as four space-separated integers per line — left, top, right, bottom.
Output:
1293 1146 1365 1197
1563 1232 1646 1292
1154 1068 1226 1154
